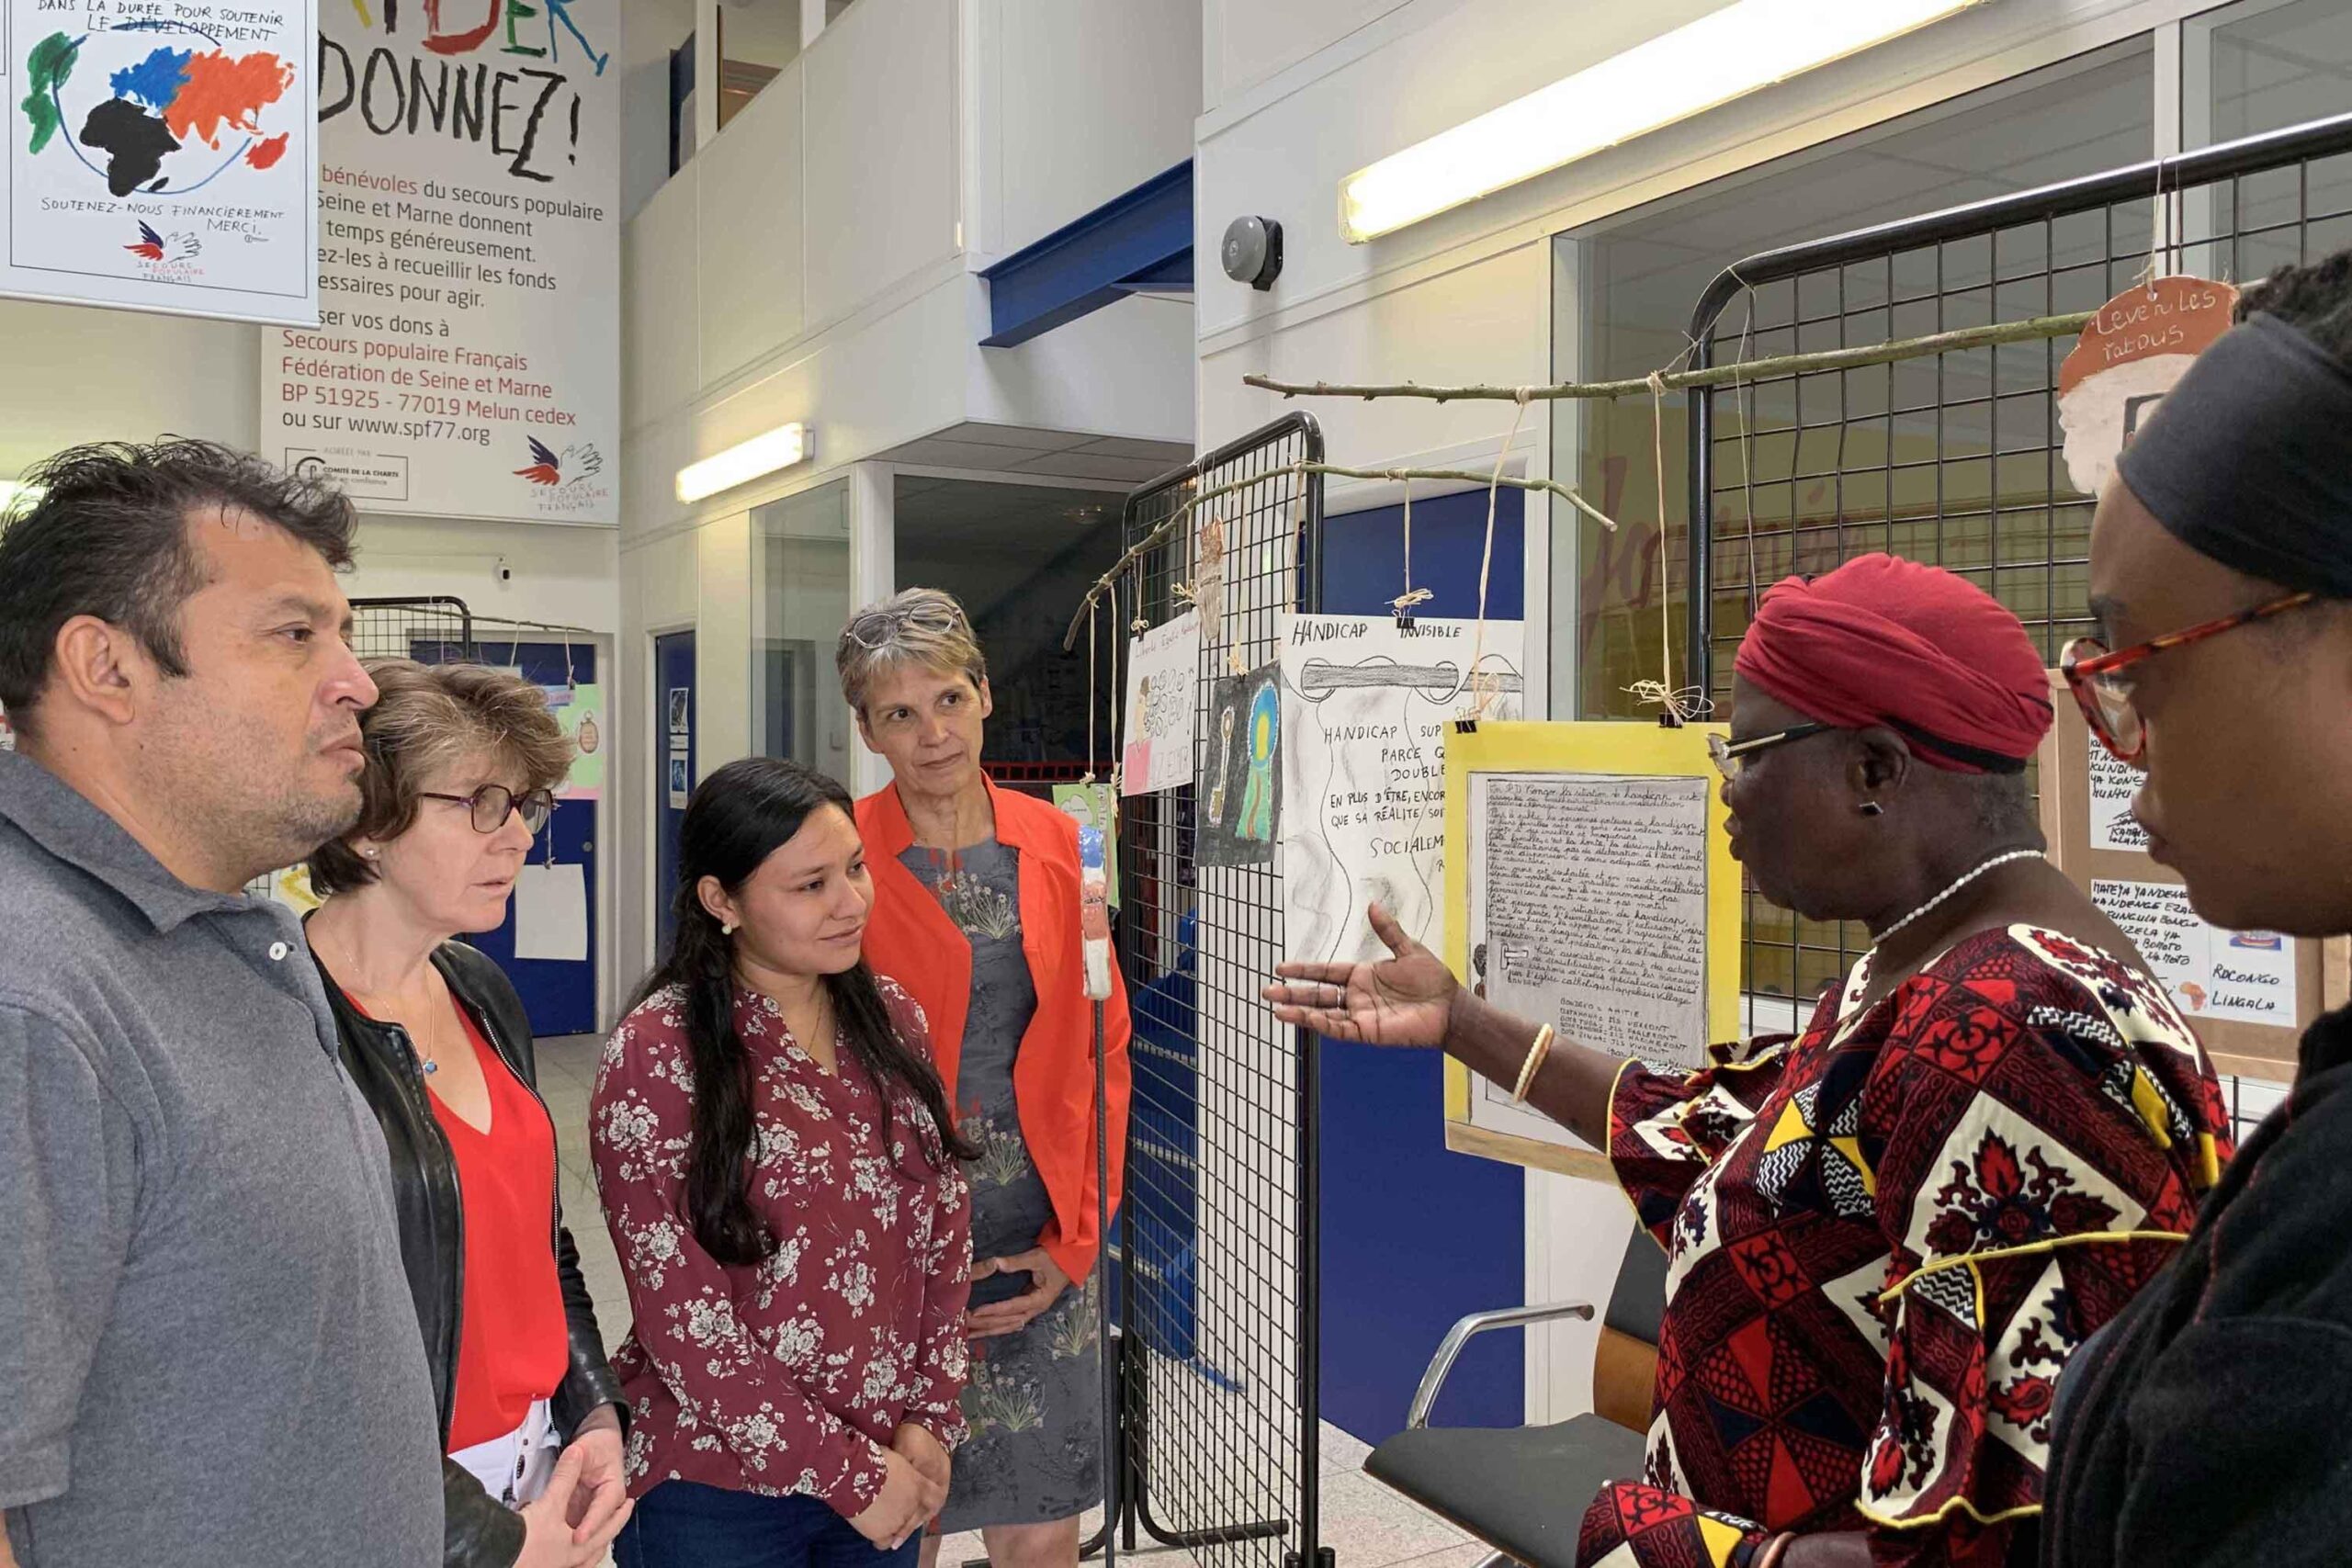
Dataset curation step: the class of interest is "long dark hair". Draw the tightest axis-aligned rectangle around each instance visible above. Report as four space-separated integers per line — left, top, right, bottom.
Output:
633 757 975 1266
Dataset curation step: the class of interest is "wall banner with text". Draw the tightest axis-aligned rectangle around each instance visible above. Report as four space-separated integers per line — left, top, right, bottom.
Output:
3 0 317 322
264 0 616 524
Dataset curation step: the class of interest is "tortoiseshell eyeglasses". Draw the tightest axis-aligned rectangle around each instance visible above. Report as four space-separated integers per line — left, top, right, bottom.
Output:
2060 592 2317 762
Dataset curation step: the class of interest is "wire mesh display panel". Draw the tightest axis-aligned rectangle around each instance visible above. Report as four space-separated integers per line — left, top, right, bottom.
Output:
1111 414 1327 1568
1682 111 2352 1011
349 597 598 685
350 596 477 663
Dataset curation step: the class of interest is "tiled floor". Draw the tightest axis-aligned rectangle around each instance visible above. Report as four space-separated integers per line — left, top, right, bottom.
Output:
537 1034 1480 1568
537 1033 628 1337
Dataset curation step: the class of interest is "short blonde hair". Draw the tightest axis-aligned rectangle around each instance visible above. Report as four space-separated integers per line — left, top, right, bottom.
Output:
309 659 573 895
835 587 988 716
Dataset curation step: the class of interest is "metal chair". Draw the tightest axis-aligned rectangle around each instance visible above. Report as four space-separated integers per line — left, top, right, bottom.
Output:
1365 1226 1669 1568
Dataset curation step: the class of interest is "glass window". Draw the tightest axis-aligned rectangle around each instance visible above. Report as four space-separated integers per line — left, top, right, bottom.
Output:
1551 40 2155 1006
2190 0 2352 146
2181 0 2352 282
1551 39 2155 728
754 481 854 786
717 4 801 130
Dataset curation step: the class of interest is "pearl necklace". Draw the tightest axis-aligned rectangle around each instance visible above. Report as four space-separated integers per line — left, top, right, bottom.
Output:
1876 849 2044 945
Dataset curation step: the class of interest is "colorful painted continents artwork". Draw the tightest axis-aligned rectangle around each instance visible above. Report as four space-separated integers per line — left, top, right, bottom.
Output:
22 21 295 199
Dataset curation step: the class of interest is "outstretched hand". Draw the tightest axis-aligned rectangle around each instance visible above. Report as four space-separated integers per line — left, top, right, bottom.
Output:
1262 902 1457 1046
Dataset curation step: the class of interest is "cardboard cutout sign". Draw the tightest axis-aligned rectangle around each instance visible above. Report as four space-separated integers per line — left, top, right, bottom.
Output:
2057 276 2238 498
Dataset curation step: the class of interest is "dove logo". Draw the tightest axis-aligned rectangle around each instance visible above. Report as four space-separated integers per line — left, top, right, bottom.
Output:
514 436 565 485
516 435 609 517
124 220 200 274
515 437 604 485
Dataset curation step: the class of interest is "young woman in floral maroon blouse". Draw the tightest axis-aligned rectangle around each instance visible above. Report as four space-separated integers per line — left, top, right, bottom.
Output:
592 758 978 1568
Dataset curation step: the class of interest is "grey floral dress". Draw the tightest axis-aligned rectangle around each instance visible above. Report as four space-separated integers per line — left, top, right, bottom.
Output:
902 838 1103 1530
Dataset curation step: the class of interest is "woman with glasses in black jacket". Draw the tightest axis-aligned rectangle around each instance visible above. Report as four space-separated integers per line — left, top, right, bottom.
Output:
305 658 631 1568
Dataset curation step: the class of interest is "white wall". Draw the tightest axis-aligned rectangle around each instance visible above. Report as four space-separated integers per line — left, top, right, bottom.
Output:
623 0 1201 544
612 0 1204 978
967 0 1202 260
697 68 808 385
805 0 961 326
638 0 961 417
967 283 1195 444
1201 0 1412 115
622 0 970 542
0 302 257 468
1200 0 2228 1422
345 516 622 631
624 0 697 220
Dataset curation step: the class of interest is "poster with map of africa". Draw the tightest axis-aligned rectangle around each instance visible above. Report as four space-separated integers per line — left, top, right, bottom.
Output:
4 0 314 322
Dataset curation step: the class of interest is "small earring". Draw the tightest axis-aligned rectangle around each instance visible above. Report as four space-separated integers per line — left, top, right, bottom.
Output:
1859 802 1883 818
361 846 381 859
721 920 738 936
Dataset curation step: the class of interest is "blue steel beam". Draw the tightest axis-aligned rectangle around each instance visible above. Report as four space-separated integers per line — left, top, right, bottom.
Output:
978 160 1193 348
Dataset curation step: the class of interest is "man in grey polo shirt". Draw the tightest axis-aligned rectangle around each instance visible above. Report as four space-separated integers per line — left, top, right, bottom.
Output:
0 441 441 1566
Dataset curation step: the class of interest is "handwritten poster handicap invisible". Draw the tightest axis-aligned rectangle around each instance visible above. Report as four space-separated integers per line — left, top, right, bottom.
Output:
1280 615 1521 967
262 0 617 524
2 1 316 322
1120 611 1200 797
1441 722 1741 1181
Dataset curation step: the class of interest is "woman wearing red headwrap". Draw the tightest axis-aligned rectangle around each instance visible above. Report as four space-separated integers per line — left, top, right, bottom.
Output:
1269 554 2229 1568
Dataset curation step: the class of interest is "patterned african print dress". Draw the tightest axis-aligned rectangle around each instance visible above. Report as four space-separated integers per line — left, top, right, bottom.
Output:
1575 925 2231 1568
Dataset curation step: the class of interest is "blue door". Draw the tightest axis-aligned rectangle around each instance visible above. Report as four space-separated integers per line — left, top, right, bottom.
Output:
410 639 602 1039
1313 486 1529 1440
654 632 697 955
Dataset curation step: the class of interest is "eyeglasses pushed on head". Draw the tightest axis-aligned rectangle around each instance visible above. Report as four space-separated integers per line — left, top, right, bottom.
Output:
843 602 967 651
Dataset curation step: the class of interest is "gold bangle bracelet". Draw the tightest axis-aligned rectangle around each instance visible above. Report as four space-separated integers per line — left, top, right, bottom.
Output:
1510 1024 1556 1103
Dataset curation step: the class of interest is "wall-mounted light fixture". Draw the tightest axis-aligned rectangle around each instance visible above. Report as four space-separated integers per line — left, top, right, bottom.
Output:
1338 0 1987 244
676 423 813 503
0 481 46 517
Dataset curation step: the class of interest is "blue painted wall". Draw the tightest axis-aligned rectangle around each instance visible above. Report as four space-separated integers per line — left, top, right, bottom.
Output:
1314 486 1529 1442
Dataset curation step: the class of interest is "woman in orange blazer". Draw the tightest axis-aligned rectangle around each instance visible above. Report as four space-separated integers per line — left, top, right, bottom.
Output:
836 588 1132 1568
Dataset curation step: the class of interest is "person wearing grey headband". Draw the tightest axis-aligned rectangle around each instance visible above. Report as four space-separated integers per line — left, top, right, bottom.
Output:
2043 250 2352 1568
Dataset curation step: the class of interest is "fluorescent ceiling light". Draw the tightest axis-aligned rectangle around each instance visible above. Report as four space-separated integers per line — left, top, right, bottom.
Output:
676 423 813 503
1338 0 1986 243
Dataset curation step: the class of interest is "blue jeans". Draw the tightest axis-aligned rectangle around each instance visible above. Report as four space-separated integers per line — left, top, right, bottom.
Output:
614 1481 922 1568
